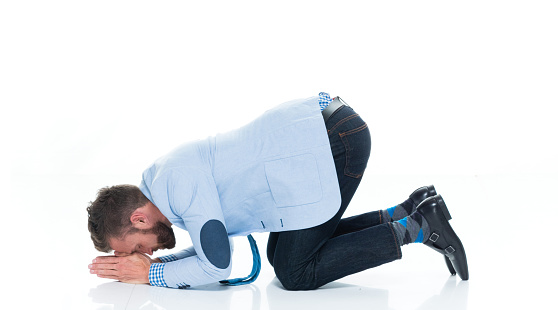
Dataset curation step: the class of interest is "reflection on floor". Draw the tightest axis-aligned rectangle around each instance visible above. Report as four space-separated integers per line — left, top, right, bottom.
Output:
88 276 469 310
7 174 556 309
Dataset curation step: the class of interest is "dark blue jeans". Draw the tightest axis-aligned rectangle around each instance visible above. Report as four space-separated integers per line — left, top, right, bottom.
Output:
266 105 402 290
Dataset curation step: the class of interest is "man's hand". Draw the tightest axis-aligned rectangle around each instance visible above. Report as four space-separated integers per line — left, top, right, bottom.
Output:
89 253 157 284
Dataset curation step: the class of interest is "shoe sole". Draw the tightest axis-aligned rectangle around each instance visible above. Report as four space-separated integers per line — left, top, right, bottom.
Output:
419 195 468 280
435 196 457 275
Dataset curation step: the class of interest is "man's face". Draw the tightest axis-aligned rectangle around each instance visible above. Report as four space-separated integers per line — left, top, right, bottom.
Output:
109 221 176 255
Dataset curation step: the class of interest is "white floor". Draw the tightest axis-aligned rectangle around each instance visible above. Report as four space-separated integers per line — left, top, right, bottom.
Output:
3 1 557 308
5 173 555 309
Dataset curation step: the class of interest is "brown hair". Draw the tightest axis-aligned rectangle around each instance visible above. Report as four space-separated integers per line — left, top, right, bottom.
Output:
86 184 150 252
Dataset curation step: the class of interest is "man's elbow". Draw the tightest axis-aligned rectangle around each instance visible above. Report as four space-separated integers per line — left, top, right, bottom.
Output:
217 264 232 281
202 261 232 281
199 220 233 280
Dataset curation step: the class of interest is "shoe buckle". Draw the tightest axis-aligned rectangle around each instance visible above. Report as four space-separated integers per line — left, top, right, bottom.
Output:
429 233 439 242
445 246 455 255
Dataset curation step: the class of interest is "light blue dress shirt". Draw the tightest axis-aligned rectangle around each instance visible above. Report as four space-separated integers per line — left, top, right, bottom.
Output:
142 93 339 288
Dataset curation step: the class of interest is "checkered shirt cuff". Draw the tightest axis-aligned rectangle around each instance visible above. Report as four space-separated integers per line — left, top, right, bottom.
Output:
158 254 177 263
318 92 333 111
149 263 167 287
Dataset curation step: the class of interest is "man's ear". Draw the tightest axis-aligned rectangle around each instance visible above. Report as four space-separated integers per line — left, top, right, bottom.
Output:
130 210 151 229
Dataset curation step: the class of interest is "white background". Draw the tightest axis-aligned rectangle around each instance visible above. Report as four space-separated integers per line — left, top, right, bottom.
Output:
2 1 557 309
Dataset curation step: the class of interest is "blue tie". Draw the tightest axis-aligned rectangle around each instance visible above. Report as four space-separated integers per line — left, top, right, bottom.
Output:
219 234 261 285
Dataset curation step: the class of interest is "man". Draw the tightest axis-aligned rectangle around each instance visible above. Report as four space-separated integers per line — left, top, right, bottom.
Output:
87 93 468 290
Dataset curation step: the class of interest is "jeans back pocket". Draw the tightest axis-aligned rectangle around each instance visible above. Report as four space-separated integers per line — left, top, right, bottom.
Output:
340 123 371 178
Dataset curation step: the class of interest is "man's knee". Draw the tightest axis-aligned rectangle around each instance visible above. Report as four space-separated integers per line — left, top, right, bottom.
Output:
274 264 318 291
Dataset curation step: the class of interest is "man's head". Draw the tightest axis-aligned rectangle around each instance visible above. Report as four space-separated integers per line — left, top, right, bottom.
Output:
87 185 176 255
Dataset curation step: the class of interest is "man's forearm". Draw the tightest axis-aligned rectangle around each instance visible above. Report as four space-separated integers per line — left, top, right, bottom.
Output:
156 246 197 263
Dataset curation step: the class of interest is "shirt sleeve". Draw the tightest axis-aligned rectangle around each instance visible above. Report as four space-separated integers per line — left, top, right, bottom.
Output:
157 237 234 263
150 170 232 288
157 246 197 263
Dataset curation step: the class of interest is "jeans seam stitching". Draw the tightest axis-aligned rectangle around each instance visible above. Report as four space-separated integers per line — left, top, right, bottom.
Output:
328 114 360 134
339 123 368 137
388 222 402 259
339 123 369 179
340 133 362 178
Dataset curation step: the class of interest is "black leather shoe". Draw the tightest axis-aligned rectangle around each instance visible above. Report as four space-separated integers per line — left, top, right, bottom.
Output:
408 185 456 275
408 185 455 276
417 195 469 280
409 185 438 207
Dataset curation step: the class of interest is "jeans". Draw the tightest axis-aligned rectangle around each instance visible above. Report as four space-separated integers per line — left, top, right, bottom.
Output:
266 105 402 290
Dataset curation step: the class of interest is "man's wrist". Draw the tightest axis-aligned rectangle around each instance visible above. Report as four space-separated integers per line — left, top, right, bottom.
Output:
149 263 167 287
